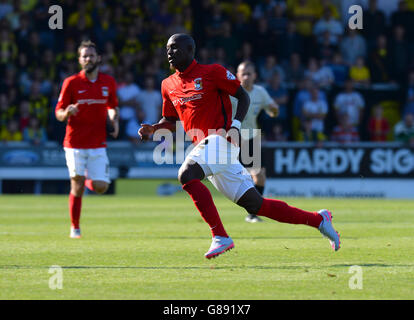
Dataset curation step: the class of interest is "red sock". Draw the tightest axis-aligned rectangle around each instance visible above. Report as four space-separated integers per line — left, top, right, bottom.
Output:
69 193 82 229
85 179 94 192
182 179 228 238
257 198 322 228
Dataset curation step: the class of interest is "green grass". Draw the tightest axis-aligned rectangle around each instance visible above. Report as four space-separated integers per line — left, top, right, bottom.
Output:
1 179 414 300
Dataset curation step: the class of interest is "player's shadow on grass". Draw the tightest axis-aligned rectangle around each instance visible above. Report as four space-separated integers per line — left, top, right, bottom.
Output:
1 264 410 270
152 236 333 240
0 265 291 270
331 263 398 268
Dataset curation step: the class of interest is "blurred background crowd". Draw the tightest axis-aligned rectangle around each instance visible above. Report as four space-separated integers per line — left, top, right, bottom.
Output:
1 0 414 146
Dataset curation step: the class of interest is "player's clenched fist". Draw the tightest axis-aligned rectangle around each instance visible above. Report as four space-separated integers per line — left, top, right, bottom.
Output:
55 103 79 122
138 124 155 141
66 103 79 116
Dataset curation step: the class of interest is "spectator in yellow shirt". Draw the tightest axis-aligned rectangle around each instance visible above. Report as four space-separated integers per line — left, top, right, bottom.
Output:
406 0 414 11
317 0 341 19
288 0 320 37
350 56 371 87
0 119 23 142
221 0 251 22
67 3 93 29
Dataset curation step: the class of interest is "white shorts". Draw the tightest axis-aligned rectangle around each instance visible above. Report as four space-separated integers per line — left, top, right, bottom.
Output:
64 147 110 183
183 134 254 203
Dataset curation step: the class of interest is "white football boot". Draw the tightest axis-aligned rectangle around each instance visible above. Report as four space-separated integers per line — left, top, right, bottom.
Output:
205 236 234 259
70 227 81 239
318 209 341 251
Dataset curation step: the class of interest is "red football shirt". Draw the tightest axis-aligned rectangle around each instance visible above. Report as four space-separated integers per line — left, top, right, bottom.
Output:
161 60 240 144
55 70 118 148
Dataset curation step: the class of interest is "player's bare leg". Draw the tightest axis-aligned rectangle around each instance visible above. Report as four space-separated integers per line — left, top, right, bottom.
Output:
69 175 85 238
178 160 205 185
71 175 85 197
93 181 109 194
237 188 341 251
179 160 234 259
251 167 266 193
85 180 109 194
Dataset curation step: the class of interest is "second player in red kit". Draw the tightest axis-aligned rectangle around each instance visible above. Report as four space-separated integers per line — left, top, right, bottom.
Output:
56 40 119 239
57 70 118 148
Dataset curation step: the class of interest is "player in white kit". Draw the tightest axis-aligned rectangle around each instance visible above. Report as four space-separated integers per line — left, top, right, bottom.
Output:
231 61 280 223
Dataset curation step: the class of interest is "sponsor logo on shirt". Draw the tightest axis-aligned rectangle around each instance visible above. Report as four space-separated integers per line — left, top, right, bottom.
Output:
172 93 203 106
77 99 107 105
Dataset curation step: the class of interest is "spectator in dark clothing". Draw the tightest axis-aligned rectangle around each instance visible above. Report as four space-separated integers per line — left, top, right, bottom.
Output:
153 1 173 27
94 8 118 48
215 21 240 66
277 21 304 63
265 122 288 141
205 3 226 48
282 52 305 87
326 52 349 87
266 71 289 122
368 34 392 83
15 14 32 51
268 3 288 37
363 0 387 49
389 25 410 84
391 0 414 42
403 71 414 116
251 17 277 64
316 31 338 63
197 47 213 65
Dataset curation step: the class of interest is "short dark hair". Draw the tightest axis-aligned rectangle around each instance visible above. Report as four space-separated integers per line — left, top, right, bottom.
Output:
238 61 256 72
77 40 98 56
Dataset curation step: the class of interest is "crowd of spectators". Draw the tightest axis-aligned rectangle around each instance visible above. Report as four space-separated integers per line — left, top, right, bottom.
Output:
1 0 414 146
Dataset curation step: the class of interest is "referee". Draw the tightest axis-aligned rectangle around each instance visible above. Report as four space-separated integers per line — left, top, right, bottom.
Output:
231 61 279 223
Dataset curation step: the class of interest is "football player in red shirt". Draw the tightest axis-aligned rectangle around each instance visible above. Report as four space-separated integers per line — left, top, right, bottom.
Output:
139 34 341 258
56 40 119 238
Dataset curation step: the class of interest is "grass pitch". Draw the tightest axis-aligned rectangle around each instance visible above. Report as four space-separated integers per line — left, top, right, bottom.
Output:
1 179 413 300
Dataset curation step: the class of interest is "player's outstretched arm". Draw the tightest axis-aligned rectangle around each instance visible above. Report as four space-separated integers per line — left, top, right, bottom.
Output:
267 102 280 118
138 116 177 141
